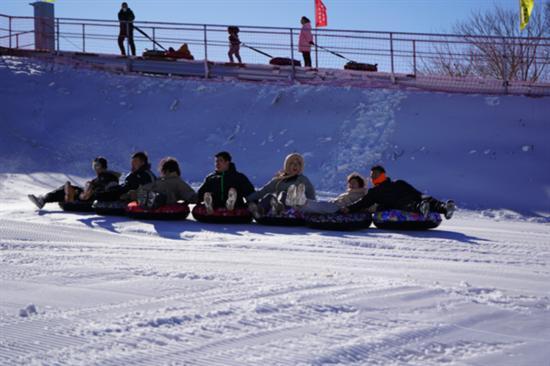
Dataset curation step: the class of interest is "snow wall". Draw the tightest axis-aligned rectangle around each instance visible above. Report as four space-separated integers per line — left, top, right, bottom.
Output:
0 57 549 214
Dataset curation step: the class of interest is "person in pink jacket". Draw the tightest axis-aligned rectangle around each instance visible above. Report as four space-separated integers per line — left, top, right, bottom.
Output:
298 16 313 67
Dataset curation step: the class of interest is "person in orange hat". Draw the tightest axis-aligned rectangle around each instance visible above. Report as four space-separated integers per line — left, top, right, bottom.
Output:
341 165 456 219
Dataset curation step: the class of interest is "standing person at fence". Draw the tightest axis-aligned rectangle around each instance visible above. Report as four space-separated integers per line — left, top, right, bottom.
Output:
299 16 314 67
118 2 136 56
227 26 243 65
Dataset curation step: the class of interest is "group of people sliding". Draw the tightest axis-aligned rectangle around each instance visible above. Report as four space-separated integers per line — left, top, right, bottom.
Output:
28 151 456 220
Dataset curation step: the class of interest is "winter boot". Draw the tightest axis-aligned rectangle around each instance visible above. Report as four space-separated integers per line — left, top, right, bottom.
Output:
226 188 237 211
270 196 284 216
248 202 263 220
418 200 430 219
285 185 297 206
444 200 456 220
295 184 307 206
28 194 45 209
204 192 214 215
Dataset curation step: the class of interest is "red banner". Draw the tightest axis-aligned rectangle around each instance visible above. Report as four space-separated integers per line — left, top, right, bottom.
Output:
315 0 328 27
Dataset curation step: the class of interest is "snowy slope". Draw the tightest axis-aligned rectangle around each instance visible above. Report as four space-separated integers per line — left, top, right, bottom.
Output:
1 56 549 214
1 181 550 365
1 56 550 365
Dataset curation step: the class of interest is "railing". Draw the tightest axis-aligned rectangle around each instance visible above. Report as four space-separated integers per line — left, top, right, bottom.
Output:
1 13 549 94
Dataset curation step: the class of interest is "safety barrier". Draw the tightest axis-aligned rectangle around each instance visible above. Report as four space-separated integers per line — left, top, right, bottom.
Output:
1 13 549 95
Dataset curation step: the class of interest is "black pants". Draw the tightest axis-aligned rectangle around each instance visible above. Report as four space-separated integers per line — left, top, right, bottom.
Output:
400 197 446 214
301 52 312 67
256 192 288 214
118 27 136 56
43 185 83 203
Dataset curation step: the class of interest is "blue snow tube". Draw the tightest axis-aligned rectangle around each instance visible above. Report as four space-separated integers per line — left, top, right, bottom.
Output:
92 200 127 216
305 212 372 231
59 201 94 213
372 210 442 230
254 208 306 226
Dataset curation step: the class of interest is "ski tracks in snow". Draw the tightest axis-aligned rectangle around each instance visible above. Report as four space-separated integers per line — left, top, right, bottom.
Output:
1 205 550 365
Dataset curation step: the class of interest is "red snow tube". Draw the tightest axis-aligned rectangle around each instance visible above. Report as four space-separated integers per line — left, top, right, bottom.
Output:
192 204 253 224
125 201 190 220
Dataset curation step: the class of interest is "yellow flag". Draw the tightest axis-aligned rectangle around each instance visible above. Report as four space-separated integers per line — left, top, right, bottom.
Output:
520 0 534 30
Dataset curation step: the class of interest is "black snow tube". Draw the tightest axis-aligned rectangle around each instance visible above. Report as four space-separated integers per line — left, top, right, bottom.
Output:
305 212 372 231
254 208 306 226
92 200 127 216
59 201 94 212
372 210 442 230
192 204 253 224
125 201 190 220
269 57 301 67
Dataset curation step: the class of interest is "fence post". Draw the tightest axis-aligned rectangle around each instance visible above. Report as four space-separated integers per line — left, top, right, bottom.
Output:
152 27 156 50
8 16 12 49
203 25 209 79
82 24 86 53
315 32 319 69
502 38 509 94
16 33 19 49
56 18 60 52
390 32 395 83
290 28 295 81
412 39 416 77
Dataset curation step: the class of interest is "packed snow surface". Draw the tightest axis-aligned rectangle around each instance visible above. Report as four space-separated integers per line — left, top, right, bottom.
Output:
1 56 549 365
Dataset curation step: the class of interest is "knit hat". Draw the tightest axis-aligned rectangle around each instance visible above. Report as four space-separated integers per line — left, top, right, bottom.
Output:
283 153 305 175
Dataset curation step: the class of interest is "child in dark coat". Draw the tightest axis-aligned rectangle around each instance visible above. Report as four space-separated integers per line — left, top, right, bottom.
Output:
228 26 242 64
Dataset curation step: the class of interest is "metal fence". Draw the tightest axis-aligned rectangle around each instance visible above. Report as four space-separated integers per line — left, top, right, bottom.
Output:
1 13 549 95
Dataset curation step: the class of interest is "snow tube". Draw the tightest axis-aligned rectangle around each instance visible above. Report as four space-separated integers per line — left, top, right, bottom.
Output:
59 201 94 213
344 61 378 72
192 204 253 224
92 200 127 216
255 208 306 226
125 201 190 220
269 57 301 67
372 210 442 230
305 212 372 231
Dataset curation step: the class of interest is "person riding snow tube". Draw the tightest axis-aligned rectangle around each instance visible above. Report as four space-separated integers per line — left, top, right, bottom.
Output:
194 151 255 224
299 173 370 230
372 210 442 230
247 153 315 226
28 156 120 213
342 165 455 231
125 157 197 221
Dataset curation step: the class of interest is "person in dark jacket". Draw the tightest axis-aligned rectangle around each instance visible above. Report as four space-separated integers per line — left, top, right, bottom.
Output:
227 26 242 64
98 151 156 201
198 151 255 213
118 2 136 56
28 156 120 209
342 165 456 219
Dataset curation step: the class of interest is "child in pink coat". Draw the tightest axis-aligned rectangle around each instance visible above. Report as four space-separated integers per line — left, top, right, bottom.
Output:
299 16 313 67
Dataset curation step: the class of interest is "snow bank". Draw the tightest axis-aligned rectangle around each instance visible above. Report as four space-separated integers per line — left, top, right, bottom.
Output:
1 56 548 214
